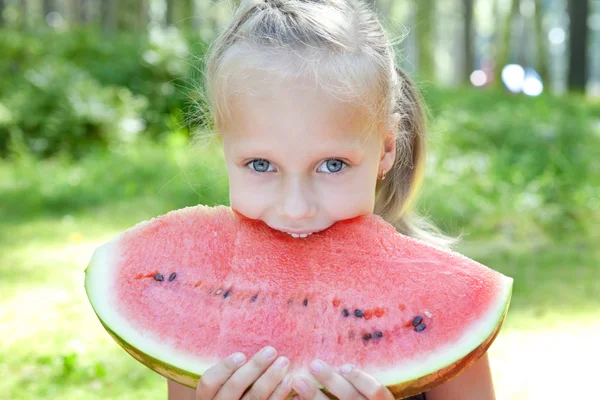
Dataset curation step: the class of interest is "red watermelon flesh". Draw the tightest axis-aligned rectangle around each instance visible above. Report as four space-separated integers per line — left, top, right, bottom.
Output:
85 205 512 398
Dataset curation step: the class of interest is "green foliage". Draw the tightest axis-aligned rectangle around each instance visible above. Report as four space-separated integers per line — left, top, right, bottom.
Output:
0 27 209 158
1 58 146 157
0 136 228 223
418 87 600 239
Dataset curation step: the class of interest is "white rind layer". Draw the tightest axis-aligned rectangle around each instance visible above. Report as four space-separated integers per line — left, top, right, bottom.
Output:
85 232 513 388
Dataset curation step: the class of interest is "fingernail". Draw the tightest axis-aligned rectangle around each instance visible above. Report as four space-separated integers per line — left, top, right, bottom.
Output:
261 346 276 360
293 377 309 394
340 364 354 375
274 356 289 369
232 352 246 366
310 359 324 374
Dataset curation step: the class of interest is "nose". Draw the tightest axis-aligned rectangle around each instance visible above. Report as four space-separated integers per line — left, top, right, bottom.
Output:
276 177 317 221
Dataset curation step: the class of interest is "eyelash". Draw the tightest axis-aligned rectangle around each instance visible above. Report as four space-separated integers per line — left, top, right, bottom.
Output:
245 159 348 174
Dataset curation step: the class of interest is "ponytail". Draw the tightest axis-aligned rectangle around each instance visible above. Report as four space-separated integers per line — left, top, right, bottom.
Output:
374 67 460 249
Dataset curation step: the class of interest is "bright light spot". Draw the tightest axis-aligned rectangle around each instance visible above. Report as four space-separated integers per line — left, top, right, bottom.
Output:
470 70 487 87
120 118 145 138
523 77 543 96
502 64 525 93
523 68 544 96
548 27 566 45
46 11 64 28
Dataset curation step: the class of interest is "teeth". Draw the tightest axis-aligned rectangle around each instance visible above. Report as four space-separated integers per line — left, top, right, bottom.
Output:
287 232 313 238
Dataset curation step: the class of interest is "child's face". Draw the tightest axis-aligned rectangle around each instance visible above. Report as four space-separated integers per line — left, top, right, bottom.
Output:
220 78 396 238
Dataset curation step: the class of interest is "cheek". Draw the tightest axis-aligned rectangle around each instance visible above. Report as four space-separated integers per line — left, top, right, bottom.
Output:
228 175 267 219
321 175 377 219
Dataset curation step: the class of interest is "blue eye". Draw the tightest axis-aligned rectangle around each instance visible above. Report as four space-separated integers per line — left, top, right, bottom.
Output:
248 159 275 172
317 159 346 173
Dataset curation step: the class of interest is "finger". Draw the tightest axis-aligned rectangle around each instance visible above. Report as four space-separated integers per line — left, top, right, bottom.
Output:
291 376 330 400
242 356 290 400
309 360 365 400
339 364 394 400
196 352 247 399
267 373 294 400
215 346 279 400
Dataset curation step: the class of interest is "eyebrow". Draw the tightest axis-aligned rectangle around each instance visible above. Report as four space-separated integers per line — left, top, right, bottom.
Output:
233 146 365 166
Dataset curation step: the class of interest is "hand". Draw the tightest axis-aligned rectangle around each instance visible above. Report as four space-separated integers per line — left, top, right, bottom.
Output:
196 346 293 400
291 360 394 400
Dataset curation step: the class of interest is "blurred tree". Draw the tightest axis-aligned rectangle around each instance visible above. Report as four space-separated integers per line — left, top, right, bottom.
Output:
166 0 174 26
165 0 195 30
180 0 194 31
118 0 141 31
534 0 549 83
72 0 90 24
495 0 520 85
43 0 56 19
101 0 116 34
0 0 5 27
567 0 589 91
20 0 29 29
414 0 435 78
462 0 474 84
139 0 148 31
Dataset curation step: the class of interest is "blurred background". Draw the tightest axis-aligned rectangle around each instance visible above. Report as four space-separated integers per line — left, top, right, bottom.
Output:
0 0 598 399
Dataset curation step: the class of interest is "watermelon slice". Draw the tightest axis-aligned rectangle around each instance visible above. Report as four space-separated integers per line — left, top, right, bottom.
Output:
85 205 512 399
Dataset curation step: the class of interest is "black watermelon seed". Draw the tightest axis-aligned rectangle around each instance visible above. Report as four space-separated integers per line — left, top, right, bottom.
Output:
153 273 164 282
412 316 423 326
354 309 364 318
168 273 177 282
342 309 350 317
374 331 383 338
362 333 372 341
303 299 308 307
415 323 427 332
250 294 258 303
223 290 232 298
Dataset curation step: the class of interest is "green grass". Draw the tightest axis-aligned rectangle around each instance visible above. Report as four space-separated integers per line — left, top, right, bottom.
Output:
1 135 598 399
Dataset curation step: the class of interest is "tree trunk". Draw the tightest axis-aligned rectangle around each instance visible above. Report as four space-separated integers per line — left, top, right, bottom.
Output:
78 0 89 24
534 0 549 83
414 0 435 79
21 0 29 29
166 0 174 27
462 0 475 84
0 0 5 28
43 0 56 18
139 0 148 31
495 0 520 85
101 0 116 34
567 0 589 91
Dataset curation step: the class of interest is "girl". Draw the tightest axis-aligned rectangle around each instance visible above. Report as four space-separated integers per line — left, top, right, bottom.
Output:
170 0 496 399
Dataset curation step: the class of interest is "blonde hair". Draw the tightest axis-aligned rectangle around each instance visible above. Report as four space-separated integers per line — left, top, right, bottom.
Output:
202 0 458 248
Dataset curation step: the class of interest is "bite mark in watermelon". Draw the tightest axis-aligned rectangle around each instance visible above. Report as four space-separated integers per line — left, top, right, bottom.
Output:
84 205 512 399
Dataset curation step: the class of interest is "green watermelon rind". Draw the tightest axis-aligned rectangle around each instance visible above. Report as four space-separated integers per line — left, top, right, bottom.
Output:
84 216 513 391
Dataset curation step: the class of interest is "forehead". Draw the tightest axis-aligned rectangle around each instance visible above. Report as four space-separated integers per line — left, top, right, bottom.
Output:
220 73 377 147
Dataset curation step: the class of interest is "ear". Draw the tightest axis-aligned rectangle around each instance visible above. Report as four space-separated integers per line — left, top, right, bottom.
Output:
379 113 400 174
